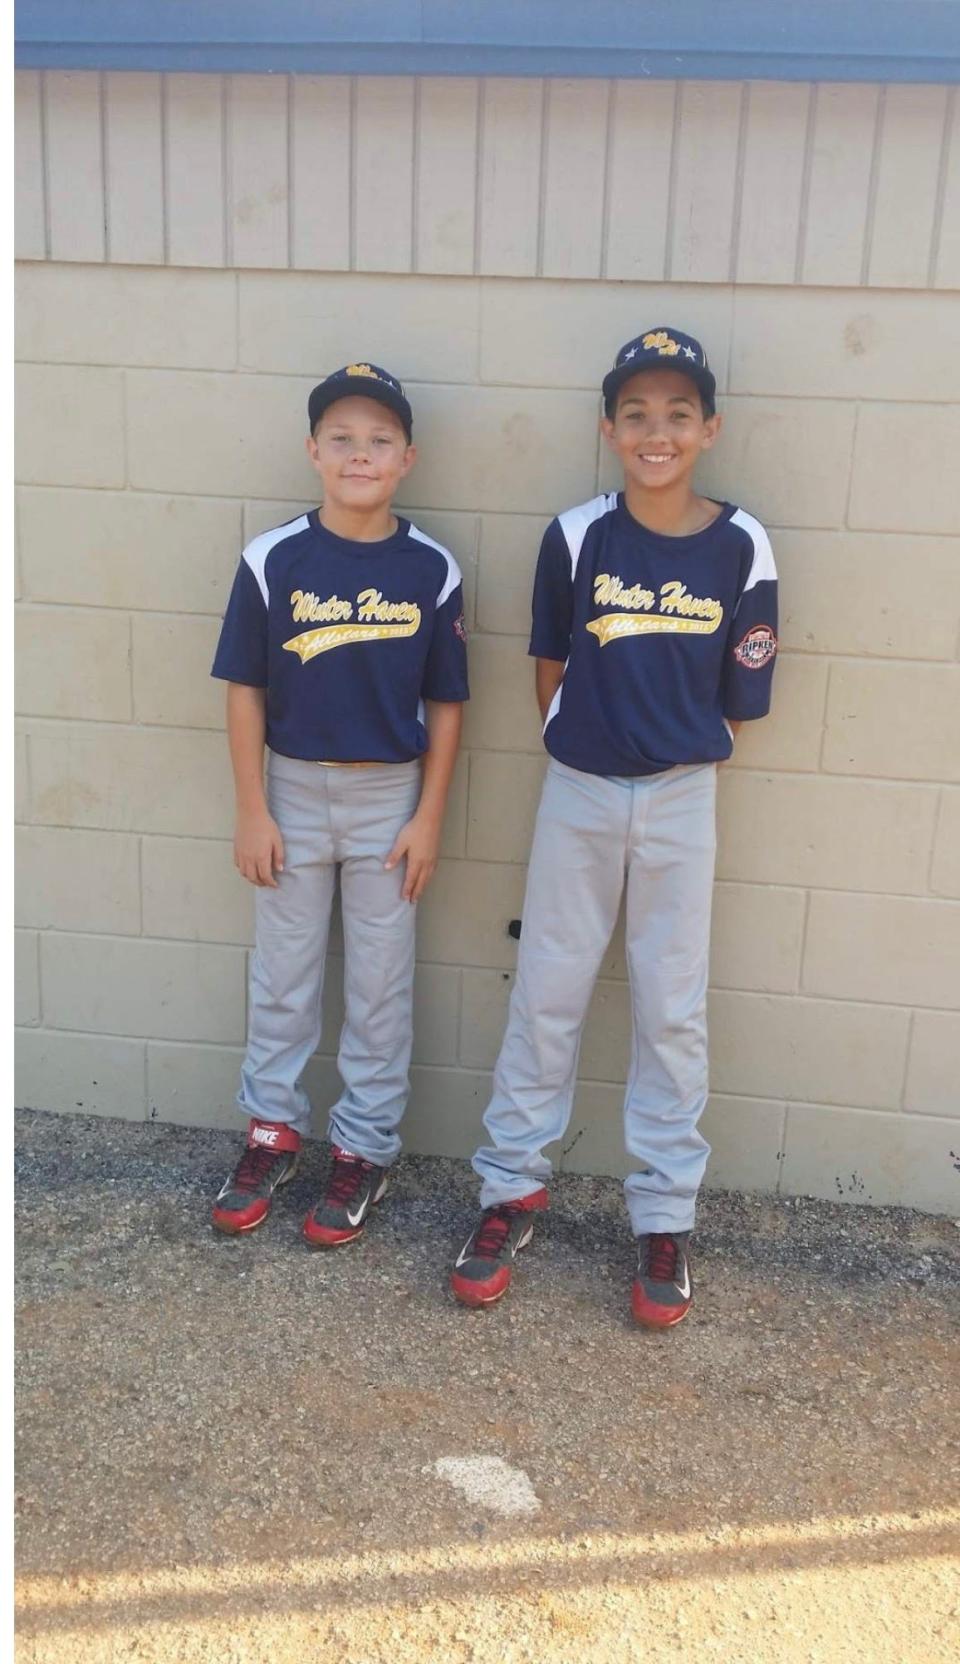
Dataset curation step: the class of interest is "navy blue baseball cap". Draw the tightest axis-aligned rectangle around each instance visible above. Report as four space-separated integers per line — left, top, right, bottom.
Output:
602 328 716 416
308 362 413 439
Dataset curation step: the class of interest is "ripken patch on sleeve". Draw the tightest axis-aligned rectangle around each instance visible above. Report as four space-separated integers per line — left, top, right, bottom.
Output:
733 624 778 669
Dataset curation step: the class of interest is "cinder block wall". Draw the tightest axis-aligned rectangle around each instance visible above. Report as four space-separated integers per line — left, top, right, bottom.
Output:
14 71 960 1211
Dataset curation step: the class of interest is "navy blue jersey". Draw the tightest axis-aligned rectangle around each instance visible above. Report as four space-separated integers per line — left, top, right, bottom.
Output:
530 493 778 777
212 511 469 763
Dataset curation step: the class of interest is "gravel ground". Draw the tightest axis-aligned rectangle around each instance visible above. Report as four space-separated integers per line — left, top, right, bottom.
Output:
15 1108 960 1663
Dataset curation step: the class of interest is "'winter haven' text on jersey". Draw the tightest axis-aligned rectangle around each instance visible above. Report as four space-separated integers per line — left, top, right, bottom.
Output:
530 494 778 777
212 512 469 762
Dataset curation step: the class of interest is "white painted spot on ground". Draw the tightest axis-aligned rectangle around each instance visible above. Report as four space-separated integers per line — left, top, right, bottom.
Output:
429 1455 541 1517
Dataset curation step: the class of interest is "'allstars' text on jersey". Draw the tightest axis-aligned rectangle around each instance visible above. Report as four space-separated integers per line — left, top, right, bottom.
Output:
531 494 778 777
211 511 469 762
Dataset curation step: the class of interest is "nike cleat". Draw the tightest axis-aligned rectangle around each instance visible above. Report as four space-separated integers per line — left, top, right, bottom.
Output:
450 1189 549 1308
631 1231 693 1328
302 1145 388 1248
211 1120 301 1235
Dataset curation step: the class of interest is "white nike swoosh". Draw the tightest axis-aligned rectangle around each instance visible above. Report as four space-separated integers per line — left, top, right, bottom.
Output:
346 1198 368 1228
676 1265 691 1300
455 1221 534 1269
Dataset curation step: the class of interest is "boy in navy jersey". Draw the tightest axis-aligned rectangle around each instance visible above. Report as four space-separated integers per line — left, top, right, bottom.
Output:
452 328 777 1326
210 364 468 1244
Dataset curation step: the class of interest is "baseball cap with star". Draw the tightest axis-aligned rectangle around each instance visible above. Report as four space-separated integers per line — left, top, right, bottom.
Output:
602 328 716 417
308 362 413 440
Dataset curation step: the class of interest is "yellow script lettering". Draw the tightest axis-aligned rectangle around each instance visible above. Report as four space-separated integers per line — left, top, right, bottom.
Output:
658 580 722 621
593 573 655 612
290 589 354 624
356 588 421 628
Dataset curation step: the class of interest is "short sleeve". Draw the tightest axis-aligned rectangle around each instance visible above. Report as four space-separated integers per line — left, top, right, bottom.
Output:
421 582 469 702
211 556 268 687
529 519 573 660
722 524 778 721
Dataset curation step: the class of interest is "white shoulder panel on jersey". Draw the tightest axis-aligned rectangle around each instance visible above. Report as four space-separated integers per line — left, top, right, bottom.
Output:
241 515 310 608
557 494 618 580
408 521 463 607
730 508 777 593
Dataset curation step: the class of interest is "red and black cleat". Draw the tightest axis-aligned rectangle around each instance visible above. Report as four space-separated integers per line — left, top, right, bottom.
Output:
211 1120 301 1235
631 1231 693 1328
303 1145 388 1248
450 1188 549 1308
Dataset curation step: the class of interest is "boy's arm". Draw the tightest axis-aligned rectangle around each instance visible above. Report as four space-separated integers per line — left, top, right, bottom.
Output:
535 657 565 724
719 717 743 762
212 547 281 886
529 521 573 721
227 683 285 888
722 521 778 729
391 554 469 903
385 699 463 903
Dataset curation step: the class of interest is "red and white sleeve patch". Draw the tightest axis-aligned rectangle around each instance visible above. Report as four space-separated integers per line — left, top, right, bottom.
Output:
733 624 777 669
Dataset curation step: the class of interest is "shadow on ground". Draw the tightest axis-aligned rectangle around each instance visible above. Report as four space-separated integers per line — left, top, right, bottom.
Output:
15 1110 960 1663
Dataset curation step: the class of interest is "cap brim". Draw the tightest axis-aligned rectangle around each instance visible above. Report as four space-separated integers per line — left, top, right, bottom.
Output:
309 381 413 435
602 360 716 409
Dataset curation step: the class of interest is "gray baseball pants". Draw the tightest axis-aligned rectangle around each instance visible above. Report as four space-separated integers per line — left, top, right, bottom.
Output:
237 752 422 1164
473 758 717 1235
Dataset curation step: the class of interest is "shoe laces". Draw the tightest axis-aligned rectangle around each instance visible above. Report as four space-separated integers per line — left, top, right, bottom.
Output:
474 1202 524 1260
233 1145 283 1193
646 1233 679 1283
325 1151 372 1207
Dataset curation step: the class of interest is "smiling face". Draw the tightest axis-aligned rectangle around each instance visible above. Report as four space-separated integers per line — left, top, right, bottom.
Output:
306 395 416 514
602 368 720 495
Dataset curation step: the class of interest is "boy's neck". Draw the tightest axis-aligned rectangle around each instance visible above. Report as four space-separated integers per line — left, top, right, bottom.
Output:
622 479 717 538
318 501 399 543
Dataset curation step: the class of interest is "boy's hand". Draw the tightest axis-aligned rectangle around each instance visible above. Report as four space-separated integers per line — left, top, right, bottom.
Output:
234 807 285 888
384 810 441 903
719 718 742 764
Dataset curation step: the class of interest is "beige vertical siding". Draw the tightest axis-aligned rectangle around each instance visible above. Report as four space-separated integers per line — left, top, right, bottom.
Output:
15 72 959 288
13 70 960 1212
735 82 810 284
43 70 106 263
104 73 165 265
164 74 226 267
478 79 544 276
226 75 290 270
415 78 479 275
289 76 352 273
14 71 46 260
868 84 951 288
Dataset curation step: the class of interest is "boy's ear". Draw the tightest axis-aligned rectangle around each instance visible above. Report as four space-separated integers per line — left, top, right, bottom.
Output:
398 441 417 477
600 414 616 448
700 412 722 451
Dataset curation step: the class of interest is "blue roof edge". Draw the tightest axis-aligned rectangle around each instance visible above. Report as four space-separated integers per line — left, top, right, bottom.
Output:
14 1 960 84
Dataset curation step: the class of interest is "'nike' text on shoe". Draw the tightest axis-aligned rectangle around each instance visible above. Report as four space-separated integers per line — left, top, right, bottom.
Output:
302 1145 388 1248
450 1189 549 1308
211 1120 301 1235
631 1231 693 1328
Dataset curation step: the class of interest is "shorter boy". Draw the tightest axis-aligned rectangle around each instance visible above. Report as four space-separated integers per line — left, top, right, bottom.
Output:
211 363 468 1244
452 328 778 1326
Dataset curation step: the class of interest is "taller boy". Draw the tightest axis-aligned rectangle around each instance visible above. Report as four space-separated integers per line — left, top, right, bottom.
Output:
211 364 467 1243
453 328 777 1326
